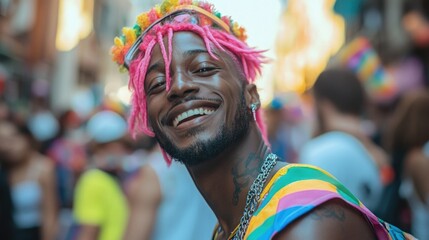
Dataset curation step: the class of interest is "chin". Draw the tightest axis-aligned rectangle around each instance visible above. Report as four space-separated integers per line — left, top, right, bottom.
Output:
157 114 251 166
156 127 226 166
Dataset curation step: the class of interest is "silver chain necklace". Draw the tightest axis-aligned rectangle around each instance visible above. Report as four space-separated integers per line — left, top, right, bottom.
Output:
229 153 278 240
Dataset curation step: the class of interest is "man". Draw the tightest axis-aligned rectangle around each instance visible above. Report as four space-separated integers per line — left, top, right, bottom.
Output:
111 1 414 239
299 68 390 211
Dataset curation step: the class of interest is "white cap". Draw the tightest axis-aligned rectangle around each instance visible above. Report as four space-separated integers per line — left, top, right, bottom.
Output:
28 111 59 141
86 110 127 143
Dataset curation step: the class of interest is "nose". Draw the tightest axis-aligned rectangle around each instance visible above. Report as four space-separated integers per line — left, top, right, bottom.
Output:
166 72 199 101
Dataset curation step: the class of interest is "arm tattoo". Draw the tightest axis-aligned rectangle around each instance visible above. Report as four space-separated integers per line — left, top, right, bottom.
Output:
309 204 346 222
231 153 263 205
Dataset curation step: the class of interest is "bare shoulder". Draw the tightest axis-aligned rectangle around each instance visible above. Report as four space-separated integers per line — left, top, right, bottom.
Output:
33 154 55 178
405 148 429 170
405 149 429 181
273 199 377 240
127 165 162 205
405 148 429 203
365 139 390 168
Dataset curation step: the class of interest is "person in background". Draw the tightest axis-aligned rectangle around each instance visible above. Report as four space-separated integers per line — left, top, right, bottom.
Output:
71 110 130 240
48 110 87 208
264 95 311 163
0 120 58 240
0 98 14 239
0 167 15 240
264 98 290 162
123 134 217 240
402 0 429 87
386 90 429 240
46 110 87 240
299 68 391 211
0 97 10 121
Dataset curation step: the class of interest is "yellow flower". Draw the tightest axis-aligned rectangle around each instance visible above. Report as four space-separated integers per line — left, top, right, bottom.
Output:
114 37 124 47
137 13 150 29
161 0 179 13
154 5 162 16
122 27 137 45
231 22 247 42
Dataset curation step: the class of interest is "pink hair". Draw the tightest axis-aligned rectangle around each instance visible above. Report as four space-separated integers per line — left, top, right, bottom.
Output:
128 23 268 164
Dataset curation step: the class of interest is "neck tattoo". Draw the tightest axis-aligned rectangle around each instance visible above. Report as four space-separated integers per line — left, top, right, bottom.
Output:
222 153 278 240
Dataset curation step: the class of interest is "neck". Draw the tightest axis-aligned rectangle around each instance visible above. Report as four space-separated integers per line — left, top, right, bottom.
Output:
186 125 271 235
323 111 363 136
4 154 32 171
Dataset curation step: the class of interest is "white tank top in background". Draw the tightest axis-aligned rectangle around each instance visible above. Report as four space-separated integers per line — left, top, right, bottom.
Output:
12 180 42 228
148 152 217 240
299 131 383 211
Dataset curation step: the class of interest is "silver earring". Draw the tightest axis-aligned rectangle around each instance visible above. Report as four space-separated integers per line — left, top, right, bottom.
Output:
250 103 258 121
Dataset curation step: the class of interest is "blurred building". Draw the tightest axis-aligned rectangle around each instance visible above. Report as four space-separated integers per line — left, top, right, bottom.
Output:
0 0 425 114
0 0 144 116
273 0 418 95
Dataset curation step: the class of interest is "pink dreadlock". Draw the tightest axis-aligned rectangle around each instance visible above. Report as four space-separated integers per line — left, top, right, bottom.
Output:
128 23 268 165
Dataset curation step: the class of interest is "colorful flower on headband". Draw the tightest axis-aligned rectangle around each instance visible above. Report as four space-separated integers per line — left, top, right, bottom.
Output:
136 13 151 30
232 22 247 41
161 0 180 13
148 8 161 22
122 27 138 45
111 0 248 69
221 16 231 26
198 2 213 12
111 37 127 65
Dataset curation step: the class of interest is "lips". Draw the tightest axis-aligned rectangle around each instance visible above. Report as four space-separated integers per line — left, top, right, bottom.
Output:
165 99 221 128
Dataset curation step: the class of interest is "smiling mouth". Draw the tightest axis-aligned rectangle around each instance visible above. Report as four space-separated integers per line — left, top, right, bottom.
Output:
173 107 216 127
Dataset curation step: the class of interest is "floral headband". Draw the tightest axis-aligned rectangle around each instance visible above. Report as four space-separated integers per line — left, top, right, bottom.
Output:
111 0 248 71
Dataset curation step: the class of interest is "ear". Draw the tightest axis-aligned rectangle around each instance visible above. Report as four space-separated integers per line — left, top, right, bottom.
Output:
244 83 261 108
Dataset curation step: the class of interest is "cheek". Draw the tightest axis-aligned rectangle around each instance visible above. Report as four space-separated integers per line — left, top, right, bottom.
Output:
219 81 244 121
146 95 166 127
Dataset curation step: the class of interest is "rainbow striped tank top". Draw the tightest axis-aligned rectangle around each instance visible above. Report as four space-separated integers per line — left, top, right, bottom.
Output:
243 164 415 240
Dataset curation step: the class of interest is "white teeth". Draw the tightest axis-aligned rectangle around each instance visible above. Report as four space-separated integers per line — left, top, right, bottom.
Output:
173 108 215 127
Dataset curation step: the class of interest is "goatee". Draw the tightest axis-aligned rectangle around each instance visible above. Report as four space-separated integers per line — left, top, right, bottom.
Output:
153 93 252 166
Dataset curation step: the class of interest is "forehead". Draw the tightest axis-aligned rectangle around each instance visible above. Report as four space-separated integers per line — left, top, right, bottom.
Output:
154 31 204 56
149 31 232 64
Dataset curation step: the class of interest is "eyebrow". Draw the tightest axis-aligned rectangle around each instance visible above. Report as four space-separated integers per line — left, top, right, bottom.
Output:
184 49 220 59
146 61 164 77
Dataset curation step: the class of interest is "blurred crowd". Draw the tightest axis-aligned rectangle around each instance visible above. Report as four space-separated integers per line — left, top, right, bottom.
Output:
0 97 218 240
0 0 428 240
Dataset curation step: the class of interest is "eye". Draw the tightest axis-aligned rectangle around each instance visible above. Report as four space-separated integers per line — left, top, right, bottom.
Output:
147 77 166 95
192 63 220 76
195 67 216 73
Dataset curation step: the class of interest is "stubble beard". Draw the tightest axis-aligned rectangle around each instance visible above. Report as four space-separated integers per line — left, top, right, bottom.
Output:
152 92 252 166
